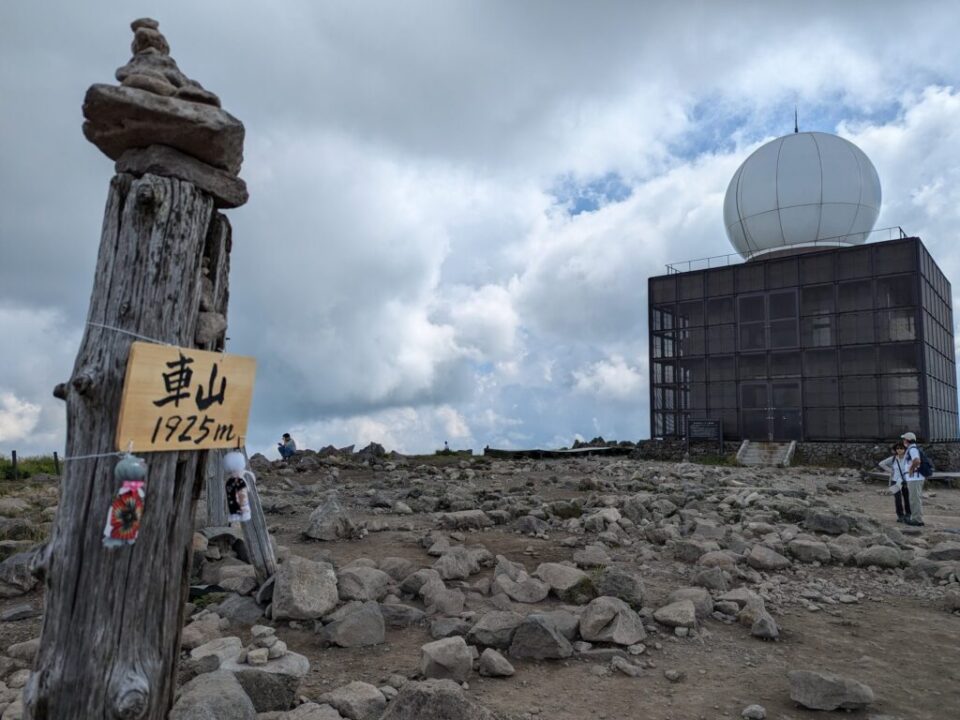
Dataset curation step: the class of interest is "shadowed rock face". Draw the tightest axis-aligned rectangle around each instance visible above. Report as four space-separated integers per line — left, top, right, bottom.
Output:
788 670 875 711
82 18 247 207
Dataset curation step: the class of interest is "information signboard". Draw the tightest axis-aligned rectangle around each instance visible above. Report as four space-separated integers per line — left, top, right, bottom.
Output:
116 341 256 452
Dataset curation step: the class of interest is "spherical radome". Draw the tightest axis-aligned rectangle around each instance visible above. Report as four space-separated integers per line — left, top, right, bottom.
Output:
723 132 881 260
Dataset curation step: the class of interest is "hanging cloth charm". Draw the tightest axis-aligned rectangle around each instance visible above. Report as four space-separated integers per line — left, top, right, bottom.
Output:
103 453 147 548
223 450 253 523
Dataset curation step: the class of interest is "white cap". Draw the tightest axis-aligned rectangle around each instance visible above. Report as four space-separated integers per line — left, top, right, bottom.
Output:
900 432 917 442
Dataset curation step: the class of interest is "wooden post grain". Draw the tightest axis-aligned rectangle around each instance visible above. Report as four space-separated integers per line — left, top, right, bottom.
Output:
240 446 277 584
26 19 247 719
205 449 228 527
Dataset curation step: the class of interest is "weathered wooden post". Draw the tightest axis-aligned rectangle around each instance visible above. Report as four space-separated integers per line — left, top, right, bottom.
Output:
205 450 228 526
10 451 16 481
26 19 248 719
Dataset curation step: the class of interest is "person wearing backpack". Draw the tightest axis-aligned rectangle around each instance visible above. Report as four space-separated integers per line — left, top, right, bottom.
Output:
878 442 911 522
901 431 932 526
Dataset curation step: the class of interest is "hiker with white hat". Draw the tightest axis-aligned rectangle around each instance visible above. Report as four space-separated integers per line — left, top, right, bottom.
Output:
900 432 926 527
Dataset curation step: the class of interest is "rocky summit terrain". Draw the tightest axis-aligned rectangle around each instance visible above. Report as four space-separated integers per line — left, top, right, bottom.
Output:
1 448 959 719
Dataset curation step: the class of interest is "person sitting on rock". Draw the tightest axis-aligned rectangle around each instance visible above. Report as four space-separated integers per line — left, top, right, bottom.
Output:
878 442 910 523
277 433 297 460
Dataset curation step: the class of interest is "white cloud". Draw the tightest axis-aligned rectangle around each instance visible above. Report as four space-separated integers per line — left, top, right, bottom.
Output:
4 2 960 455
572 355 645 402
0 392 41 444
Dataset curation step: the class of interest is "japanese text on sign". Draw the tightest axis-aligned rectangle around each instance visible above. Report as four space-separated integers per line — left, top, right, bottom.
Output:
116 342 256 452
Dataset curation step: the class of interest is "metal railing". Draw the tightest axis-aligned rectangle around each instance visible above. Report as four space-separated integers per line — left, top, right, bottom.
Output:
665 226 909 274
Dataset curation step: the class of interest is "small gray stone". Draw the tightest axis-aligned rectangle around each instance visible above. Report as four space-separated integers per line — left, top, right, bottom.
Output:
478 648 515 677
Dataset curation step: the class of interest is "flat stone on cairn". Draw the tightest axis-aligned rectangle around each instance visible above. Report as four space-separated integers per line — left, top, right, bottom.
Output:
82 18 248 208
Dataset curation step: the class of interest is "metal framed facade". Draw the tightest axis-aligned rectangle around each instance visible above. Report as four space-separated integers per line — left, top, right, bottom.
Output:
648 237 959 442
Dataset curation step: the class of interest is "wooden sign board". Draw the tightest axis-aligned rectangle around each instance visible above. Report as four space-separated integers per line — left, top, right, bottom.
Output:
116 341 256 452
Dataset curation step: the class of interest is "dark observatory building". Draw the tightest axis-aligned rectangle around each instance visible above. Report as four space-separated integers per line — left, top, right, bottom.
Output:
648 131 959 445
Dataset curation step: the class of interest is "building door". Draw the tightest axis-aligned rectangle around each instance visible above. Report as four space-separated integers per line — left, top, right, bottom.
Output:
740 380 802 440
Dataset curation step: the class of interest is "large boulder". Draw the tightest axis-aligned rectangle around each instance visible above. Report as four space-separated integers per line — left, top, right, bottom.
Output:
467 612 525 649
272 556 339 620
438 511 492 530
220 651 310 712
379 679 498 720
787 538 832 564
338 567 391 602
420 636 474 683
318 601 385 648
855 545 901 569
804 511 851 535
170 670 256 720
929 542 960 561
653 600 697 629
533 563 597 604
318 681 386 720
305 495 363 541
0 549 41 598
666 587 712 620
181 612 225 650
746 545 791 572
578 596 646 645
509 615 573 660
378 557 418 581
788 670 875 711
491 574 549 604
597 566 645 608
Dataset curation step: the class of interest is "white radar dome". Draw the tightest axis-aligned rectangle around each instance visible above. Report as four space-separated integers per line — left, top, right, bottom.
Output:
723 131 881 260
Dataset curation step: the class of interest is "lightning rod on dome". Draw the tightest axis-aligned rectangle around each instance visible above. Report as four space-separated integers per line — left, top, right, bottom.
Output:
794 106 798 133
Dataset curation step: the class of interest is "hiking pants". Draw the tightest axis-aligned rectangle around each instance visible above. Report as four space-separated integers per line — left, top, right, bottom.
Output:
906 479 924 523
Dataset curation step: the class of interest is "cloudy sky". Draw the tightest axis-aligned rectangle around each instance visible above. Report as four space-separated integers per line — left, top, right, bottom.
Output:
3 1 960 458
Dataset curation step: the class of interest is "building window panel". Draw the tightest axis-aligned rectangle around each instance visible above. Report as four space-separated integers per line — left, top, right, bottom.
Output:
875 241 916 275
770 319 800 348
677 358 706 384
706 268 734 296
770 351 801 377
651 277 676 303
739 354 767 379
739 323 766 351
676 301 704 327
840 346 877 375
736 264 765 293
738 295 765 323
877 309 917 342
706 297 735 324
838 280 874 312
677 327 705 356
841 377 878 405
678 273 704 300
837 247 872 279
707 324 736 354
838 312 876 345
800 253 835 284
879 344 919 374
804 349 838 377
876 275 917 308
844 407 880 438
801 284 836 315
802 315 836 347
804 378 839 407
708 356 735 381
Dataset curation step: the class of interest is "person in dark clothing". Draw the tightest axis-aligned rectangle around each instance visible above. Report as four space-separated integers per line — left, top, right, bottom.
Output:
278 433 297 460
878 442 911 522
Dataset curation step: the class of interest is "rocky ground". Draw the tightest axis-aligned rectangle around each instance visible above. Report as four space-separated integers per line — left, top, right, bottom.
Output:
1 448 959 719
